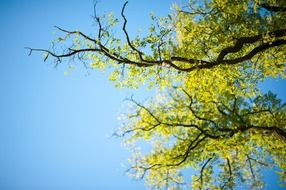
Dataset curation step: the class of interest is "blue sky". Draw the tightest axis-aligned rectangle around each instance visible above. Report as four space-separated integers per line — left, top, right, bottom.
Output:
0 0 285 190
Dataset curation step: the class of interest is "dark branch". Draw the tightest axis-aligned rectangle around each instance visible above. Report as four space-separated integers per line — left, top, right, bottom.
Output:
239 125 286 140
54 26 98 44
216 29 286 62
222 39 286 66
121 1 145 61
127 97 161 124
246 155 256 181
221 158 233 190
198 156 214 189
28 16 286 73
259 3 286 12
168 133 207 167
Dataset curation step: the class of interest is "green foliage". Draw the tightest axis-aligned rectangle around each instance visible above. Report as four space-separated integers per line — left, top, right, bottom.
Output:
31 0 286 189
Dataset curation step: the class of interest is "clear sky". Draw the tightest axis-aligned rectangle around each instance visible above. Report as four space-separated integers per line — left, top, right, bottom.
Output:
0 0 285 190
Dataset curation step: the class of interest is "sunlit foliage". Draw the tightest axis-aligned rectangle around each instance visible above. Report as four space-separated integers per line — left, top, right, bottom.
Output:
28 0 286 189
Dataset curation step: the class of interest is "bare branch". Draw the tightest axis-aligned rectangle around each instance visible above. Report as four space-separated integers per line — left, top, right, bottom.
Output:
121 1 145 61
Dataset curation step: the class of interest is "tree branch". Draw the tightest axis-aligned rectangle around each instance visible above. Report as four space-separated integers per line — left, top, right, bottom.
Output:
121 1 145 61
259 3 286 12
198 156 214 189
168 133 207 167
216 29 286 62
246 154 256 182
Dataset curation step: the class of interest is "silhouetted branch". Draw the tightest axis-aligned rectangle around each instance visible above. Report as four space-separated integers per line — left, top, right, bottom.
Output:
121 1 144 61
246 154 256 181
27 1 286 73
198 156 214 189
259 3 286 12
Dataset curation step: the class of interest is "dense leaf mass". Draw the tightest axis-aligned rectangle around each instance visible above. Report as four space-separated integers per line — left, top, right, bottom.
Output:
29 0 286 189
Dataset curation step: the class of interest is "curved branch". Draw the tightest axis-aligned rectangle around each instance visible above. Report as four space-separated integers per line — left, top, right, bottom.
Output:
168 133 207 167
198 156 214 189
121 1 145 61
223 39 286 66
216 29 286 62
54 26 98 44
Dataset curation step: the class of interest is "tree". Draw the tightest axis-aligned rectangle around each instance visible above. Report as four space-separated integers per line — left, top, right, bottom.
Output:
27 0 286 189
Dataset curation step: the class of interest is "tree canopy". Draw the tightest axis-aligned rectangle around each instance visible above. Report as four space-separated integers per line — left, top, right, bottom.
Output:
28 0 286 189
